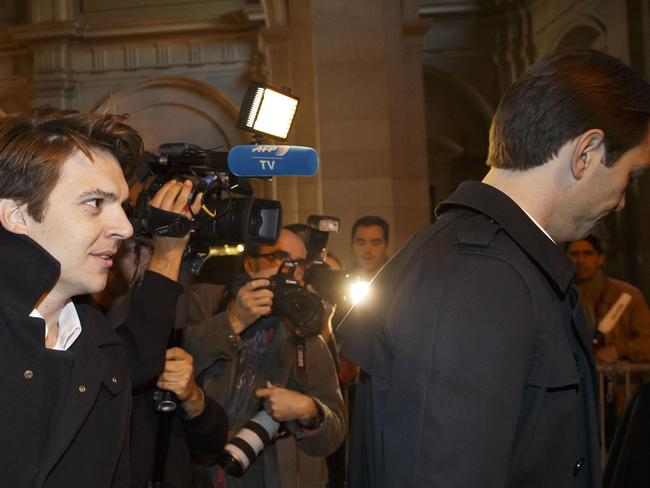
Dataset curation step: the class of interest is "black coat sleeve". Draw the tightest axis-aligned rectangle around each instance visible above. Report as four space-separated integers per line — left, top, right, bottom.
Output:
116 270 183 389
181 394 229 465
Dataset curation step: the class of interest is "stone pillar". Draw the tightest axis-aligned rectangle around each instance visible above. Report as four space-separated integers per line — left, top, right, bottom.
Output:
258 0 322 226
309 0 431 262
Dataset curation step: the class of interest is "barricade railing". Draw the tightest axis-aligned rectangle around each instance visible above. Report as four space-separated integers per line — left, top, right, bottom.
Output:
596 361 650 466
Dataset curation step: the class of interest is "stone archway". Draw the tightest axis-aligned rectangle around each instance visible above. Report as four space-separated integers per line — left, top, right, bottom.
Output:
96 76 246 152
423 66 493 214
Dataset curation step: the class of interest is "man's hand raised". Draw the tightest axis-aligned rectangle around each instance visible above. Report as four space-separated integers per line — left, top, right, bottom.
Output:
147 179 201 281
227 279 273 334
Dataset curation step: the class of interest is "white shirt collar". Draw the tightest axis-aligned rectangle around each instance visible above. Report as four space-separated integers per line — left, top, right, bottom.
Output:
520 207 556 244
29 301 82 351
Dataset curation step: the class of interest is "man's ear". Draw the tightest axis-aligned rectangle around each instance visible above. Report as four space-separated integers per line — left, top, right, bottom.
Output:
0 199 30 235
243 256 256 275
570 129 605 180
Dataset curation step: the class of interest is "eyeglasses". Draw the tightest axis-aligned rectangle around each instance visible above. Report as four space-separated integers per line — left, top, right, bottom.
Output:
253 251 307 267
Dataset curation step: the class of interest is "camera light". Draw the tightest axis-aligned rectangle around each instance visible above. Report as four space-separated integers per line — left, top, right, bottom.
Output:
308 214 340 233
349 280 370 305
207 244 245 257
237 82 299 141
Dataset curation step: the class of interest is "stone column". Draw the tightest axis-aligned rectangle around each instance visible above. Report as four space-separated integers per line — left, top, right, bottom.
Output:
258 0 323 226
309 0 431 262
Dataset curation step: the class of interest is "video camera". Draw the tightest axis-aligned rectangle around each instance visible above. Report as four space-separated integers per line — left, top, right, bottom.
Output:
132 143 283 254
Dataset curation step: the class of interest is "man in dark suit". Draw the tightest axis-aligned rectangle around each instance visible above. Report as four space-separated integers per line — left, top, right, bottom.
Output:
340 49 650 488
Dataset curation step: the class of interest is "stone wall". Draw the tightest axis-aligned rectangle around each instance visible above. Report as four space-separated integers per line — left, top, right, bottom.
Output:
0 0 648 290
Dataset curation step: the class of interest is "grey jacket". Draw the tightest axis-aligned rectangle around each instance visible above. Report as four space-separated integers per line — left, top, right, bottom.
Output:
183 283 345 488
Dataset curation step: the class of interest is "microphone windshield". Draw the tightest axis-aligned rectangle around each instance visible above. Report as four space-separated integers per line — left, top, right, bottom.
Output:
228 145 319 177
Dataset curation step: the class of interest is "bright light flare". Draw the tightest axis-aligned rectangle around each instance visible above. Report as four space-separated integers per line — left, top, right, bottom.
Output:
349 280 370 305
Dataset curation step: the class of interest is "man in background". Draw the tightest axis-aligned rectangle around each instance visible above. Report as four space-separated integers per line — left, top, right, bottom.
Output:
348 216 390 279
567 235 650 422
567 234 650 363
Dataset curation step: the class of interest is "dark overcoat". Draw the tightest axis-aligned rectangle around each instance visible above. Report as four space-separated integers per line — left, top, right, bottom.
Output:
0 227 185 487
340 181 601 488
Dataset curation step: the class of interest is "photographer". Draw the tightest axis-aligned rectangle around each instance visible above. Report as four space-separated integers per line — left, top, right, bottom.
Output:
183 228 345 488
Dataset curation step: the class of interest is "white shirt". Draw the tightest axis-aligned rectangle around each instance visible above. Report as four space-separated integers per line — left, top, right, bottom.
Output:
30 301 82 351
521 208 556 244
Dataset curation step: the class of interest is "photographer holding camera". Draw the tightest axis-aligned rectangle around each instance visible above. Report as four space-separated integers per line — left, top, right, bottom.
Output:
183 228 345 488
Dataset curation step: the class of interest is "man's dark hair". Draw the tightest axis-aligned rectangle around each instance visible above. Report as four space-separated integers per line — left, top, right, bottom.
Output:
488 49 650 171
351 215 389 244
284 223 310 246
568 234 604 255
0 106 143 222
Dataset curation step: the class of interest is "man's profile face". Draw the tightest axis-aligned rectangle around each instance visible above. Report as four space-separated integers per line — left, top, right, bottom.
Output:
567 240 604 282
244 229 308 283
566 126 650 240
23 149 133 299
352 225 388 274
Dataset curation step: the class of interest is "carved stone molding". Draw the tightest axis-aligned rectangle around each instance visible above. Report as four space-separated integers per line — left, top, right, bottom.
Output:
260 0 288 28
30 0 75 23
96 75 244 147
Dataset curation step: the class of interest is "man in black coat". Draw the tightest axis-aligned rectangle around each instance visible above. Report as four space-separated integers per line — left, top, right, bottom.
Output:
339 49 650 487
0 108 187 487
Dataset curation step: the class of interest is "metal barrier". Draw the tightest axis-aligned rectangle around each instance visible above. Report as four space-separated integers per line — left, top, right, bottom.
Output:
596 362 650 466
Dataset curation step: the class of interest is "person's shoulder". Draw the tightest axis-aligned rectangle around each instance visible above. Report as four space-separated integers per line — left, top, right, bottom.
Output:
191 283 227 303
418 211 507 260
604 276 645 300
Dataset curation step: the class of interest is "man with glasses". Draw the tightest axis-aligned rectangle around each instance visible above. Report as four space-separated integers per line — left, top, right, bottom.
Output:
183 228 344 488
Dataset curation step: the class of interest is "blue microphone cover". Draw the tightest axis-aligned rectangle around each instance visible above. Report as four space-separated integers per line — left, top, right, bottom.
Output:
228 145 319 177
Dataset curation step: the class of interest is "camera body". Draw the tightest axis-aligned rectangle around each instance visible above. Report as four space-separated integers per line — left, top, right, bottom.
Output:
269 261 325 338
133 143 283 253
304 262 353 306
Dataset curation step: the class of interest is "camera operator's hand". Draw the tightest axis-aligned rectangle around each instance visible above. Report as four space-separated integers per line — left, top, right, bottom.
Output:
256 381 319 423
227 279 273 334
156 347 205 417
147 179 201 281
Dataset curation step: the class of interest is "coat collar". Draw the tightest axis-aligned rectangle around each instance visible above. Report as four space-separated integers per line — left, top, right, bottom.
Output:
436 181 576 296
0 225 61 315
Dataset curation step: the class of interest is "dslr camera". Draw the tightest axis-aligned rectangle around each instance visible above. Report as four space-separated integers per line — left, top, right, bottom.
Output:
228 260 326 338
270 260 325 338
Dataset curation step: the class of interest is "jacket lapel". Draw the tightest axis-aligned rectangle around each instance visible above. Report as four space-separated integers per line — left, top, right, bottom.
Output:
33 305 123 486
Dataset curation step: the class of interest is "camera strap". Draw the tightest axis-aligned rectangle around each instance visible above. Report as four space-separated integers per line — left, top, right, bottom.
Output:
145 205 200 237
295 336 307 380
295 337 306 371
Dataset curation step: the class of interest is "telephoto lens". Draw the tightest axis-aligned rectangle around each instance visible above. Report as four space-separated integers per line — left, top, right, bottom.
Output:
219 409 281 477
